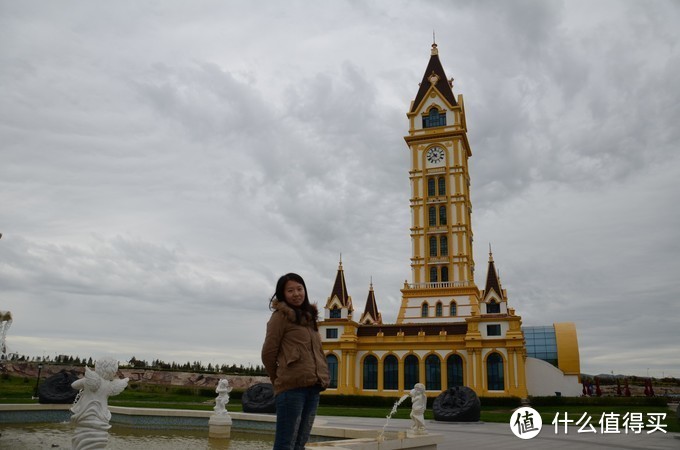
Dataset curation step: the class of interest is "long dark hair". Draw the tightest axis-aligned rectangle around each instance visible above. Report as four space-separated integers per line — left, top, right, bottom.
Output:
270 273 318 329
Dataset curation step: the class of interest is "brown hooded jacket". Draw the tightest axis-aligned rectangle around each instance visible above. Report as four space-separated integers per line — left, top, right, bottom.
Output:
261 299 330 395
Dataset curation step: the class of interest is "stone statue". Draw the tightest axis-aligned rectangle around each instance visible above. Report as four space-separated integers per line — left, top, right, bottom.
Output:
408 383 427 434
432 386 481 422
38 369 79 404
70 357 129 450
242 382 276 413
209 378 233 438
214 378 232 415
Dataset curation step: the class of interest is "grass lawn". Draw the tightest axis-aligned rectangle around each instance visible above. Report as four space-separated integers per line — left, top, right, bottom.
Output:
2 375 677 432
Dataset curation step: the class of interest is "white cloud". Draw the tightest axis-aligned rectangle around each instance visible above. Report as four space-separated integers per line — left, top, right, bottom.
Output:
1 0 679 378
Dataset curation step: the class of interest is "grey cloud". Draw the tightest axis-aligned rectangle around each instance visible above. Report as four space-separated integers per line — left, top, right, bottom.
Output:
1 0 678 377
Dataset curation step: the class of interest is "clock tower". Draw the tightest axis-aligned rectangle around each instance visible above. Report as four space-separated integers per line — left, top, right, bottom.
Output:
397 43 480 324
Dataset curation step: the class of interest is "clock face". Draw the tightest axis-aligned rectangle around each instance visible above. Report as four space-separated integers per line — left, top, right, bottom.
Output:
426 146 445 164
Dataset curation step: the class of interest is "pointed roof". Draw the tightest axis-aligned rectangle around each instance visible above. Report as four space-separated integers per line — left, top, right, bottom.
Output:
361 280 382 325
484 245 503 298
329 258 353 312
410 43 457 113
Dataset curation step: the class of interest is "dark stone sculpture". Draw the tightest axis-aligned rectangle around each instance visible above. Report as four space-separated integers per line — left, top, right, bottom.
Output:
38 369 80 404
242 382 276 413
432 386 481 422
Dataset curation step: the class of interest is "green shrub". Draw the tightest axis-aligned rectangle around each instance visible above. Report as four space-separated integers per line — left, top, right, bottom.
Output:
529 396 668 407
230 390 243 400
320 394 403 408
198 388 215 398
174 387 194 396
318 393 521 409
477 396 523 408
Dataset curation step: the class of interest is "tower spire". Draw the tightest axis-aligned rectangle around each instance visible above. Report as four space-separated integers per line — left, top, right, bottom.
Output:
484 248 502 298
360 279 382 325
410 44 455 113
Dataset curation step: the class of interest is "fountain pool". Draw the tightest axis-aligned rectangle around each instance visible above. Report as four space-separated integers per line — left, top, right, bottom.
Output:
0 422 274 449
0 404 442 449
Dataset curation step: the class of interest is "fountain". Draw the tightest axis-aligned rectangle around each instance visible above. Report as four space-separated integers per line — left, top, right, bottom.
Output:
378 383 428 441
0 310 12 363
1 377 441 449
378 393 409 442
70 357 129 449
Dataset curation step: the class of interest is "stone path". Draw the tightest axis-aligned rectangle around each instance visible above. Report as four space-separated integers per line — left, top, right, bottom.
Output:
316 415 680 450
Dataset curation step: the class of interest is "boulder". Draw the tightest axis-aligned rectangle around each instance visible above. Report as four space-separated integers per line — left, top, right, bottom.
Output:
432 386 481 422
242 382 276 413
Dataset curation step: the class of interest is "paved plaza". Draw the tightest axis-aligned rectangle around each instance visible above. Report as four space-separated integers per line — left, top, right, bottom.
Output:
317 414 680 450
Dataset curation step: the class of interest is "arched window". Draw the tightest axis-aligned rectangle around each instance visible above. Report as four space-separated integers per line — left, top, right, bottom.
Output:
487 300 500 314
429 237 437 257
441 266 449 282
423 107 446 128
438 177 446 196
439 205 447 225
435 301 443 317
421 302 429 317
330 307 341 319
440 236 448 256
429 207 436 226
447 354 464 387
383 355 398 390
326 354 338 388
404 355 420 389
427 178 436 197
429 267 438 283
425 354 441 390
449 301 457 316
363 355 378 390
487 352 504 391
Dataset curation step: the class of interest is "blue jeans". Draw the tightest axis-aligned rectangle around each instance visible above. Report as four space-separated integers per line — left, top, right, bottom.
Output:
273 386 320 450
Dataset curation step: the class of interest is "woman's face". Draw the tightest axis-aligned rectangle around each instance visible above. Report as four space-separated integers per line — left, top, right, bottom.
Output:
284 280 305 307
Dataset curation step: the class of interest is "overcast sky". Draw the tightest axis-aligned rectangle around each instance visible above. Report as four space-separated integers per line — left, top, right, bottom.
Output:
1 1 679 379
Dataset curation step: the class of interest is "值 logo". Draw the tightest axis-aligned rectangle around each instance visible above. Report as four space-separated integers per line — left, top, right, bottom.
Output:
510 406 543 439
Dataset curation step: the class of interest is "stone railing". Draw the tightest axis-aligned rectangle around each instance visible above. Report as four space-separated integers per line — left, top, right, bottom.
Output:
404 281 471 289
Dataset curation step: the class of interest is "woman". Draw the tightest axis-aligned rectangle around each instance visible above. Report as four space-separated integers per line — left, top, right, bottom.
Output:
261 273 330 450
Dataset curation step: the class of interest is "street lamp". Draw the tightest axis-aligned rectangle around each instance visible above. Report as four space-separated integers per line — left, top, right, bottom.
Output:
33 363 43 399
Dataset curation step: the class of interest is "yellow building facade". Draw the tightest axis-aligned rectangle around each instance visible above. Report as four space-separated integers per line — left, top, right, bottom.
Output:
319 44 580 399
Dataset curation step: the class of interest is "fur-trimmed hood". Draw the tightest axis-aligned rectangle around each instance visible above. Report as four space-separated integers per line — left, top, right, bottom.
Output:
271 299 319 328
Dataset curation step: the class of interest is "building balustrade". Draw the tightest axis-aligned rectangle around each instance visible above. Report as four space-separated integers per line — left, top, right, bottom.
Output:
404 281 471 289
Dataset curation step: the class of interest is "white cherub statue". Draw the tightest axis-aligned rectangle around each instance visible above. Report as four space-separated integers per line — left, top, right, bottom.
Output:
408 383 427 434
70 357 129 450
214 378 232 415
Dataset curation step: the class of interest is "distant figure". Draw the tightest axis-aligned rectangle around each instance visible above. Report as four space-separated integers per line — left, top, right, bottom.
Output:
408 383 427 434
214 378 232 415
70 357 129 450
